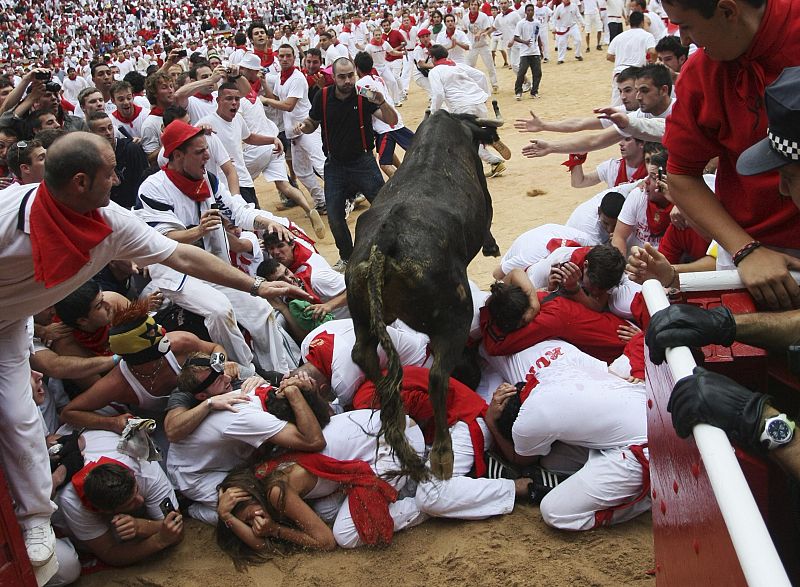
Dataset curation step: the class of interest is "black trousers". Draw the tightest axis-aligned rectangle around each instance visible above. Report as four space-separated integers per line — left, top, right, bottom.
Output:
515 55 542 95
608 22 623 41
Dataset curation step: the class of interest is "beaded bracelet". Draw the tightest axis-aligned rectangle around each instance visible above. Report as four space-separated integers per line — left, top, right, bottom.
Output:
732 240 762 266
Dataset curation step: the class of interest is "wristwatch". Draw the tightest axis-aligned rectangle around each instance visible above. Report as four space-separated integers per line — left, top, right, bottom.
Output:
760 413 795 450
250 276 265 296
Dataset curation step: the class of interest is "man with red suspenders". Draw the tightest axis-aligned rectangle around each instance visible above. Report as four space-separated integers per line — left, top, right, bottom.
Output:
294 57 398 272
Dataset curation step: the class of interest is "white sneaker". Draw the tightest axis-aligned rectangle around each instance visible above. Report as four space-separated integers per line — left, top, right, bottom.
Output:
23 522 55 567
333 259 348 273
522 81 531 93
344 198 355 220
515 93 522 101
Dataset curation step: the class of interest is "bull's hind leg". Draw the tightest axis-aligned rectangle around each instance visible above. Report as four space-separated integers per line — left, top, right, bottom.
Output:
427 329 470 480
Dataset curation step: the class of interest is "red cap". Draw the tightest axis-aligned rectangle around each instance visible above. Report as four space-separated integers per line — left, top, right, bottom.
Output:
418 28 431 36
161 120 204 158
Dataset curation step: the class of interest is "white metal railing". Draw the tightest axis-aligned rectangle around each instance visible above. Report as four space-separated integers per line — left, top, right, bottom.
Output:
642 279 791 587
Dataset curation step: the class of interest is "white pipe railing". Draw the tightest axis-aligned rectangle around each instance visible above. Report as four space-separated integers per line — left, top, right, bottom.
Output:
642 279 791 587
678 270 800 292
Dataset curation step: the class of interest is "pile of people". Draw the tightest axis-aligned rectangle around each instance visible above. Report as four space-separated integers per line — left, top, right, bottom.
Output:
2 0 800 584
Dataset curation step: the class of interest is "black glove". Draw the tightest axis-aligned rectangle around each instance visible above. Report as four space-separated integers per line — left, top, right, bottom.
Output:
55 449 85 490
646 304 736 365
667 366 770 452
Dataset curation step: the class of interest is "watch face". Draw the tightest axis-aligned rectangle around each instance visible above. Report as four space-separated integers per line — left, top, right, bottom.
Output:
768 419 792 442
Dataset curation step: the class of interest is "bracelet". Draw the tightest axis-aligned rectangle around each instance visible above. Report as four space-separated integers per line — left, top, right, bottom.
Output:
732 240 762 266
112 354 121 365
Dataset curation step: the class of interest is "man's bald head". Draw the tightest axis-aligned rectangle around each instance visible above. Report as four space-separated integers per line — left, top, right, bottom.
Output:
44 132 112 192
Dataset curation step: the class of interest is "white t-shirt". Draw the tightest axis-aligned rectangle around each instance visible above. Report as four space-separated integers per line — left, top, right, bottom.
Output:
607 28 656 71
324 42 350 66
271 69 312 140
434 29 471 64
494 10 522 44
301 252 347 315
566 183 639 244
157 132 232 189
300 319 430 406
428 62 489 113
56 430 177 542
139 113 163 155
365 40 394 69
186 94 218 125
514 19 541 57
195 112 254 188
356 74 405 134
0 185 176 322
596 157 639 189
166 388 287 497
462 12 492 47
617 185 663 251
500 223 593 275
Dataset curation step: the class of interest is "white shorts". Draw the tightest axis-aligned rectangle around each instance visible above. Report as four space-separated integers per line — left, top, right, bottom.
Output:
585 12 602 34
490 36 504 51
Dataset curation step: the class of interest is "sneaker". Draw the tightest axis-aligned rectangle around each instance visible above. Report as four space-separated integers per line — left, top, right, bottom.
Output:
576 55 584 61
543 58 549 63
333 259 348 273
515 93 522 101
485 451 521 480
525 466 570 505
492 85 499 94
353 193 367 208
344 199 355 220
586 46 590 52
522 81 531 93
23 522 55 567
488 161 507 178
530 93 539 99
596 44 602 50
315 202 327 215
307 208 326 239
557 60 564 64
277 192 298 210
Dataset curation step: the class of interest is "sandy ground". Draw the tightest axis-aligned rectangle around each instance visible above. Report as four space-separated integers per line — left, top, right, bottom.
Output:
78 42 653 586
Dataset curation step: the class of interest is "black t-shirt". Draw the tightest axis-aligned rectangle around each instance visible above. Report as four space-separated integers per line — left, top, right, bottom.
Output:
309 87 379 163
113 137 150 209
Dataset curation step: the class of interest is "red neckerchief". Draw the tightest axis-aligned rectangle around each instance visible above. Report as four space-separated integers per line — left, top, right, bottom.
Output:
253 384 273 410
72 457 132 511
293 264 323 304
255 451 398 546
235 44 247 50
446 28 455 38
194 92 214 102
546 238 583 253
352 365 488 477
112 103 143 123
245 77 261 104
30 182 113 288
400 23 412 32
353 18 362 25
72 324 111 355
342 24 352 33
149 106 164 116
163 167 211 202
304 330 334 382
646 200 673 237
370 38 383 46
434 57 456 66
286 240 313 272
280 65 297 85
613 158 647 186
254 48 274 67
514 1 522 8
502 8 513 15
468 10 479 22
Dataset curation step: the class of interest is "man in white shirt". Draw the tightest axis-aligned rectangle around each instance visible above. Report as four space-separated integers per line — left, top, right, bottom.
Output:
319 31 350 65
61 67 89 105
605 0 626 41
532 0 552 62
582 0 604 52
606 11 656 105
435 14 471 64
494 0 523 72
552 0 584 63
428 45 506 177
463 0 498 92
628 0 667 40
513 4 542 100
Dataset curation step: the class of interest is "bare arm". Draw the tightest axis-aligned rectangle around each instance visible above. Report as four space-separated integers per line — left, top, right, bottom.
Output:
30 349 114 380
611 220 634 256
243 132 278 146
263 95 299 112
266 384 326 451
0 72 35 114
734 311 800 350
371 96 398 126
668 173 800 309
220 160 240 195
60 371 134 434
514 109 604 134
82 512 183 566
522 126 621 157
295 117 320 134
570 165 600 188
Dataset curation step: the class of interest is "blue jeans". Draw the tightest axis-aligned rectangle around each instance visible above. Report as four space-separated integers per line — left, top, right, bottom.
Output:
324 152 385 261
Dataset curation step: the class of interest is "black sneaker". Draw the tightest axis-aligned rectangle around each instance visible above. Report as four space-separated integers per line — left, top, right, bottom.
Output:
485 451 522 480
524 466 570 505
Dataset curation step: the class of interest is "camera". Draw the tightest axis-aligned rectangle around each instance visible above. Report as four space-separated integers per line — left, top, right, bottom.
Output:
34 71 51 81
175 49 188 59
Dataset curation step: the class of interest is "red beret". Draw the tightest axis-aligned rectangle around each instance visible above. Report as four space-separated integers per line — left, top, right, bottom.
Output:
161 120 204 158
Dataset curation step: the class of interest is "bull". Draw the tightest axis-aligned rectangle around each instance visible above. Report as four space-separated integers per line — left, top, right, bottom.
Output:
346 102 509 480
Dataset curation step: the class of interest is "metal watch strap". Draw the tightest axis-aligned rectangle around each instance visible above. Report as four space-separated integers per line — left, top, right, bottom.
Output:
250 276 265 296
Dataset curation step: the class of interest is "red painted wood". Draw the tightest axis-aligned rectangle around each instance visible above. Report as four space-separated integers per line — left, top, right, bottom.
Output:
0 464 36 587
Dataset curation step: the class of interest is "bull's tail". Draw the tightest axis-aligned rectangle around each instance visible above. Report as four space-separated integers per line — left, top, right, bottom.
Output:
367 245 429 482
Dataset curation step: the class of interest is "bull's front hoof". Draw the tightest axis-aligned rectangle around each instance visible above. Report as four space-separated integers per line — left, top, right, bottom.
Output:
429 447 454 480
482 244 501 257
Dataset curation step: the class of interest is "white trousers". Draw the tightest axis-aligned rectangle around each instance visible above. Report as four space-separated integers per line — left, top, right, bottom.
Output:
414 75 431 96
416 420 515 520
376 64 402 103
243 144 289 183
467 44 498 86
538 28 551 60
45 538 81 587
509 43 521 72
539 444 650 531
556 25 583 60
0 319 55 529
290 128 326 207
333 423 428 548
400 53 414 93
161 276 300 372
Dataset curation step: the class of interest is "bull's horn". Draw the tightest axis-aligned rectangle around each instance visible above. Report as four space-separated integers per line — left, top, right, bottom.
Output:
475 117 504 128
491 99 503 120
492 139 511 160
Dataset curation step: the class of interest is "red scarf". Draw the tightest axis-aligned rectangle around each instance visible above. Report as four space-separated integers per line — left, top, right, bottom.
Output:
353 366 488 477
72 457 132 511
30 182 113 288
646 200 673 237
255 451 398 546
74 324 112 355
400 23 412 32
149 106 164 117
245 77 261 104
304 330 334 383
194 92 214 102
502 8 513 15
163 167 211 202
111 103 143 124
468 11 480 23
286 242 322 303
280 66 297 85
254 48 274 67
342 25 352 33
613 158 647 186
253 384 273 410
434 58 456 66
446 28 455 38
370 37 383 46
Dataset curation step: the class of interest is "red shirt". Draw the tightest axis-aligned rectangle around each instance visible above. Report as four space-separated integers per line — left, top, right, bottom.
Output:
663 0 800 248
658 224 710 265
384 30 406 61
479 291 628 364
